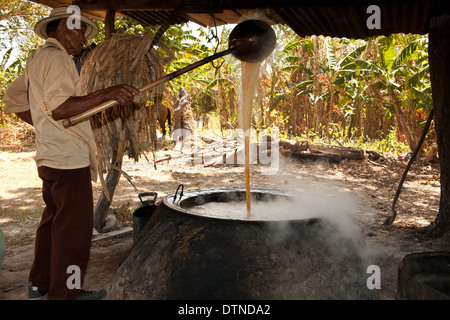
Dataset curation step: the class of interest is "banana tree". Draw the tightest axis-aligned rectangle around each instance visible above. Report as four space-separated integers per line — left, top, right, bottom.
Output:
376 34 431 151
333 34 431 151
285 36 371 139
323 40 367 139
279 36 315 136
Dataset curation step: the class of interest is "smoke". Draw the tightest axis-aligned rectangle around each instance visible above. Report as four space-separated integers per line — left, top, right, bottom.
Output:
264 187 364 246
266 166 371 251
260 163 379 298
187 162 379 298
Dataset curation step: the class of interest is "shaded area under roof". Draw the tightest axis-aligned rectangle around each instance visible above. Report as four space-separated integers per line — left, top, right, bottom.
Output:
29 0 448 39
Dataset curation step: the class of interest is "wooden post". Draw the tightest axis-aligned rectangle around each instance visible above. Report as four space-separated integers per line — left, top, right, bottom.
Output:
104 9 116 40
428 12 450 236
92 8 116 230
94 139 126 230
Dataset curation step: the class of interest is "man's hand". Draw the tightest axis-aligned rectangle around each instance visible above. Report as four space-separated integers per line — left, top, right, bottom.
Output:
101 84 141 105
52 84 141 121
16 110 34 126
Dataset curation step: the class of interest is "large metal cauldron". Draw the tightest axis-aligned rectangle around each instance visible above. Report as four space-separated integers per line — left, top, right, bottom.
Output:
110 187 376 299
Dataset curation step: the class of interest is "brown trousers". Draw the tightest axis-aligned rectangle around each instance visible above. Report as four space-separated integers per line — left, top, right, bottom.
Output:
29 166 93 300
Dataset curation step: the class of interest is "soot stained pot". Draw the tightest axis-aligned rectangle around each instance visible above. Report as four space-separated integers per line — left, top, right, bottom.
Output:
110 187 376 300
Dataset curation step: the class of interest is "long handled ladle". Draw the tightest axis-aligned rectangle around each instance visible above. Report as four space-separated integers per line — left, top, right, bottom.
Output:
62 19 276 128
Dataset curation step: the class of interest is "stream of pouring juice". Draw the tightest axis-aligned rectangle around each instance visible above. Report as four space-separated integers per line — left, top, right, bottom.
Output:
241 61 262 217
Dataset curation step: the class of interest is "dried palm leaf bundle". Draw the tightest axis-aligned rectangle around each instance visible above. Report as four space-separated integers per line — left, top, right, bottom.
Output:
80 33 166 199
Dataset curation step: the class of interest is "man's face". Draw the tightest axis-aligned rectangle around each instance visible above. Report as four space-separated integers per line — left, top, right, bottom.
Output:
57 19 87 55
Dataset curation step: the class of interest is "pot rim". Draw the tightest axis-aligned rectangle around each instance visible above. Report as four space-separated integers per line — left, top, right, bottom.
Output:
161 186 319 223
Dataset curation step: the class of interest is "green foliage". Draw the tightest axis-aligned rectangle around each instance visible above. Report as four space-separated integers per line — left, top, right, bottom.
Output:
356 129 410 154
0 1 434 152
0 46 28 120
0 0 48 51
0 0 50 120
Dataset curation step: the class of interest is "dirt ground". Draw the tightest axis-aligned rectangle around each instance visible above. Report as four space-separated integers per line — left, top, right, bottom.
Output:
0 126 447 300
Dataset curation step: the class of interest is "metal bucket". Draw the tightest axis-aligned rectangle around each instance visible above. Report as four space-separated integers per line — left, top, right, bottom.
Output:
397 251 450 300
132 192 158 242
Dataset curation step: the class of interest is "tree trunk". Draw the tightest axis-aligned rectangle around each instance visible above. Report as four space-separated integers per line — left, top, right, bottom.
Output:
347 87 362 139
313 36 323 135
388 87 416 151
93 140 126 229
427 12 450 236
104 9 115 40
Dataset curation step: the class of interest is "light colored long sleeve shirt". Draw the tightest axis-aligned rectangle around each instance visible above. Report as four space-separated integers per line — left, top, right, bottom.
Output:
3 38 98 181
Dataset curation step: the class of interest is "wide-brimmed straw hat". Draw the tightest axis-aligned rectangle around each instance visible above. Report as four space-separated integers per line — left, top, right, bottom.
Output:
34 5 99 40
